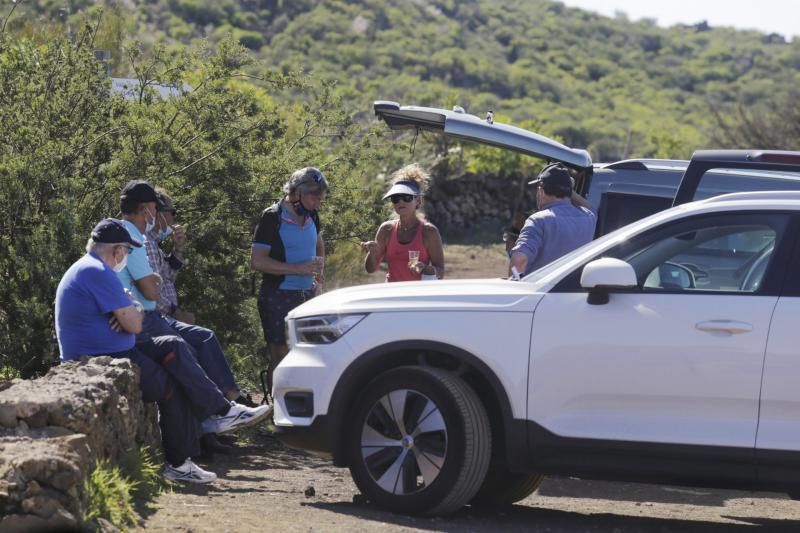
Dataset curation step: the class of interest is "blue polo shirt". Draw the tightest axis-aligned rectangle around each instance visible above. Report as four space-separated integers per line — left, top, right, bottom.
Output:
512 199 597 275
55 252 135 361
117 220 157 311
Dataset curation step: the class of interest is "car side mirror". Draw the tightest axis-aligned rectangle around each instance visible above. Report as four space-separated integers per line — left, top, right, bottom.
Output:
580 258 637 305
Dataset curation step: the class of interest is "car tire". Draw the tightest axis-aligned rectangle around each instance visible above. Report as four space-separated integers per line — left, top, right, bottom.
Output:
470 466 544 507
346 366 491 516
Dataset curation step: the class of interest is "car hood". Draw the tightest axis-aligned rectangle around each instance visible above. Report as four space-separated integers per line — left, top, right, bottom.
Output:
287 279 543 318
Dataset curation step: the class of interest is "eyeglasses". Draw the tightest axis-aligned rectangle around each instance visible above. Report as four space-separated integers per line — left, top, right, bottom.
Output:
390 194 415 204
116 244 134 254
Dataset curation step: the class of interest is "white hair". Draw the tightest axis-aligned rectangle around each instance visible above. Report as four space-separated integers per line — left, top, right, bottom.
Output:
86 239 126 254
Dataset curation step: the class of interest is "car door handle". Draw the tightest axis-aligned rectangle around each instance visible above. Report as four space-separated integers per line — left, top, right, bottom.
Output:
695 320 753 334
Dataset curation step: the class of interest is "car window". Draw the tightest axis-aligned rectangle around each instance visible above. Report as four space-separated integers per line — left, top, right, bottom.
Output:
550 213 790 295
633 226 776 293
695 168 800 200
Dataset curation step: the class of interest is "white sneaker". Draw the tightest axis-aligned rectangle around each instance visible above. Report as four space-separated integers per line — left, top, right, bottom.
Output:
201 402 273 435
163 459 217 484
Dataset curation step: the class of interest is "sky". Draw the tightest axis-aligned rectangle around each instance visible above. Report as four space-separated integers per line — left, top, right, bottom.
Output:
560 0 799 40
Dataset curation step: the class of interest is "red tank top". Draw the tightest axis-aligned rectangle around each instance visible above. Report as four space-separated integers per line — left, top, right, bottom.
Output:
385 219 429 282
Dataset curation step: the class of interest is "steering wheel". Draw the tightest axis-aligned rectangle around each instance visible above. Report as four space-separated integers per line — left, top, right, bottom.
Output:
740 246 774 292
678 262 709 281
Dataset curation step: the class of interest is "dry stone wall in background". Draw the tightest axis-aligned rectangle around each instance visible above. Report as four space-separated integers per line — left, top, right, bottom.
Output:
424 172 536 233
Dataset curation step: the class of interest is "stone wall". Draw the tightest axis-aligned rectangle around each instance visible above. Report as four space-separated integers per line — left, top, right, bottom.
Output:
0 357 159 531
424 172 536 232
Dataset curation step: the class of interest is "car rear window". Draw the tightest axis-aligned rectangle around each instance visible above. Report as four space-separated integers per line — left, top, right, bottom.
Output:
695 168 800 200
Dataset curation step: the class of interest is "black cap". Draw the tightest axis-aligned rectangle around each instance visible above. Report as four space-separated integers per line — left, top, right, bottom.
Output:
528 164 574 197
91 218 143 247
120 180 161 206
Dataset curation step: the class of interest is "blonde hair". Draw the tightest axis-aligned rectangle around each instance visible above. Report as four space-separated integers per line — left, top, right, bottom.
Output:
389 163 430 195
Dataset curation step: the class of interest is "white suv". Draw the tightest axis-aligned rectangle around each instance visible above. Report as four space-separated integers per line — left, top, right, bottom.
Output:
274 188 800 516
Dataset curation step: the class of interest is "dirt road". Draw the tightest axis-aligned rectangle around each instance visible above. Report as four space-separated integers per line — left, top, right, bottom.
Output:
138 428 800 532
138 244 800 531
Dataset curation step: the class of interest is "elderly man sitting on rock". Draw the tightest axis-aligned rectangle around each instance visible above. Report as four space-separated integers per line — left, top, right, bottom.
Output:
54 219 270 483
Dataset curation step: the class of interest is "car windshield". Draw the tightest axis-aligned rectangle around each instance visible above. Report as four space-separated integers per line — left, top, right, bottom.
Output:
523 205 692 288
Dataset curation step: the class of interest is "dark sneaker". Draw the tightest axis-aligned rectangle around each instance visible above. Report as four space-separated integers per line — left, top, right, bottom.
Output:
201 433 234 454
202 402 272 435
217 434 238 445
234 392 258 408
164 459 217 484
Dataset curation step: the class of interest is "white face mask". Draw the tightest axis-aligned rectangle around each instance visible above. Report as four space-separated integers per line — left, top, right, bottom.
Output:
157 226 173 241
112 249 128 273
145 208 156 234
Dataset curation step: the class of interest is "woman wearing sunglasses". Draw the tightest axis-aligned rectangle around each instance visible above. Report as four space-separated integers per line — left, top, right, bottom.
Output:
360 164 445 282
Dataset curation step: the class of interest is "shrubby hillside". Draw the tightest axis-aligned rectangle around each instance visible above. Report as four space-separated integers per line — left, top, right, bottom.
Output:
10 0 796 161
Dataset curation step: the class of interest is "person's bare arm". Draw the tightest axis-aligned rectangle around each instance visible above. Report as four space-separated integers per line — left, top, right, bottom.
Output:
509 251 528 279
423 224 446 279
112 303 144 334
314 234 326 290
251 247 316 276
133 273 162 301
360 223 391 274
316 234 324 258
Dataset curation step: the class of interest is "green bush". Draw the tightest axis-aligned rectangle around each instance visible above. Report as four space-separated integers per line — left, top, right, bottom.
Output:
0 31 387 378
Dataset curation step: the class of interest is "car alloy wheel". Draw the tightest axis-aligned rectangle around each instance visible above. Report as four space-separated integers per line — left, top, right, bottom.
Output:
360 388 447 495
347 366 491 516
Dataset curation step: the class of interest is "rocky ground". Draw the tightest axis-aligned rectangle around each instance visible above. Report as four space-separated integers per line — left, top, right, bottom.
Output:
137 244 800 531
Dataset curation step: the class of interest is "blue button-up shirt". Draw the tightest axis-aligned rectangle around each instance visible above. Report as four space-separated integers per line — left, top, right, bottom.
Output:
511 199 597 275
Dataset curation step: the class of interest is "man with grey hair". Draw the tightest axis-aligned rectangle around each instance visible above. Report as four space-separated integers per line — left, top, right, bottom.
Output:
251 167 329 394
55 218 221 483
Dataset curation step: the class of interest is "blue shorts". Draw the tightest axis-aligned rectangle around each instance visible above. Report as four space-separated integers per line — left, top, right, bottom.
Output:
257 286 314 345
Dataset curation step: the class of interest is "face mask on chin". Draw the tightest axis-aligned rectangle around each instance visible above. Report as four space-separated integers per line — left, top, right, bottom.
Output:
156 213 174 241
112 249 128 273
144 209 156 234
292 196 316 218
157 225 173 241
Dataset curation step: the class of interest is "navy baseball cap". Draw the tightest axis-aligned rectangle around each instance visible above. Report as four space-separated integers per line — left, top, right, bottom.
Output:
91 218 143 247
528 163 574 196
120 180 162 207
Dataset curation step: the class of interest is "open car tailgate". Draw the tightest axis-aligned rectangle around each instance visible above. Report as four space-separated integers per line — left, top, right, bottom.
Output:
374 101 592 170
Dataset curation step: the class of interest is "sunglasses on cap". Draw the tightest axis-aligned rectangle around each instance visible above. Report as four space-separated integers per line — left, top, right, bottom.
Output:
305 169 325 183
390 194 416 204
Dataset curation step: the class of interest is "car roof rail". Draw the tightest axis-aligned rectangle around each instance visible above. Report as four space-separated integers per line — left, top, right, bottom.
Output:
600 159 689 170
700 190 800 204
691 150 800 166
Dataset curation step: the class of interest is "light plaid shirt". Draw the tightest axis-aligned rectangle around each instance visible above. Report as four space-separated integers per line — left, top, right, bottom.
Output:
144 231 181 316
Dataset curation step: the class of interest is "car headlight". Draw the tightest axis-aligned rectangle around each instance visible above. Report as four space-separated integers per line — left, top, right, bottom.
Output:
294 314 367 344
